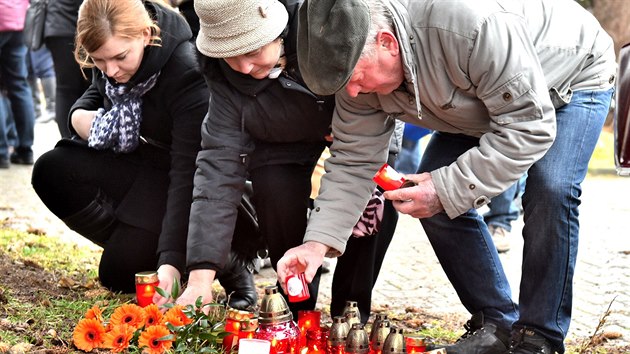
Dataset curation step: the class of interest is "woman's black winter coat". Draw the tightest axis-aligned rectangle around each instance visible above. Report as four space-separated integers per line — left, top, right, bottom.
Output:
69 1 209 274
186 0 335 272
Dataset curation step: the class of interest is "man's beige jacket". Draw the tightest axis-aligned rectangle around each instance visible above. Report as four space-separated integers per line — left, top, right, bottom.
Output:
305 0 616 256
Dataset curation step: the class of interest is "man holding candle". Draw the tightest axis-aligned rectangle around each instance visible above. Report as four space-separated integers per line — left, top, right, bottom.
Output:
277 0 616 353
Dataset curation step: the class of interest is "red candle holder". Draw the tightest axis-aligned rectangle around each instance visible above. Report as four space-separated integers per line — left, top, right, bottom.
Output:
286 273 310 302
303 328 326 353
373 163 415 191
254 320 300 354
405 335 427 353
134 271 159 307
298 310 321 350
238 317 259 341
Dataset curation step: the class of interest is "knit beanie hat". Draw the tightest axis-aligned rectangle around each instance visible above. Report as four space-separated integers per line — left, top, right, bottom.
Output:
195 0 289 58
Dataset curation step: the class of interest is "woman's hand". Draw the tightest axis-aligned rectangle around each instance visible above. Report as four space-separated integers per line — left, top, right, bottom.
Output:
70 109 98 140
153 264 181 307
175 269 216 312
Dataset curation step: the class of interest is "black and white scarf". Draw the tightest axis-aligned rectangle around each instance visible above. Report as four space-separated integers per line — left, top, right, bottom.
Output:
88 72 160 153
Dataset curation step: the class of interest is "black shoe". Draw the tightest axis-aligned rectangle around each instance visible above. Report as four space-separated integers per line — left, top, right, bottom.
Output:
216 251 258 310
444 312 511 354
509 327 554 354
10 151 34 165
0 156 9 169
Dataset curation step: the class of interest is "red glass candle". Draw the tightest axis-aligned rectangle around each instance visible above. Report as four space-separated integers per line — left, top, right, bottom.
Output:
302 328 326 353
238 317 259 341
405 336 427 353
373 163 416 191
286 273 310 302
298 310 321 350
224 308 251 352
134 271 159 307
254 320 300 354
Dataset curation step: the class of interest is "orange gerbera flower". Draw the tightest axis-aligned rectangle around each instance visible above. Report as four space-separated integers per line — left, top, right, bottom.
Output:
143 304 163 327
109 303 146 329
138 325 173 354
85 305 104 323
102 324 135 352
73 318 106 352
162 305 192 327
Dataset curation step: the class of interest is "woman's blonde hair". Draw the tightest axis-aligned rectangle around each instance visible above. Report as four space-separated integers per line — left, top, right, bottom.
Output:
74 0 165 70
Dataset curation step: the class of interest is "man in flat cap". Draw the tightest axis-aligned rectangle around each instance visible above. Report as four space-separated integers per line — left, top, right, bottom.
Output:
277 0 616 353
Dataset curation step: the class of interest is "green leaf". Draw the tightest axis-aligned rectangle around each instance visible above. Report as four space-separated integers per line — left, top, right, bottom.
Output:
157 333 176 341
195 296 203 309
172 277 181 298
154 285 171 300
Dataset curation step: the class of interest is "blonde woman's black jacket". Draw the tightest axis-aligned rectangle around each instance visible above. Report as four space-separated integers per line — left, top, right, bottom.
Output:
186 0 335 272
69 1 209 273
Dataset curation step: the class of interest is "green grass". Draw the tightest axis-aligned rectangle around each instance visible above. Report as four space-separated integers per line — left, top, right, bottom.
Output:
0 228 133 351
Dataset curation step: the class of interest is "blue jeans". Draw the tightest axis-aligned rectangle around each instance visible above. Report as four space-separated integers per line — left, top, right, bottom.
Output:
483 174 526 232
0 93 10 157
418 88 613 353
0 31 35 153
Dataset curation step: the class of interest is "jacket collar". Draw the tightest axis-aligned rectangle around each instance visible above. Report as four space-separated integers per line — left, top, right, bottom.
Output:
387 0 423 119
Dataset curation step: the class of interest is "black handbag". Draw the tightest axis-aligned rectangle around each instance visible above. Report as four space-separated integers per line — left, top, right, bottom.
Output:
23 0 48 51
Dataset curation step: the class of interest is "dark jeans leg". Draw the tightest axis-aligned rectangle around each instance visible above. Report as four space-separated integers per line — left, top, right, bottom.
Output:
0 31 35 151
31 143 159 292
330 198 398 323
250 162 322 318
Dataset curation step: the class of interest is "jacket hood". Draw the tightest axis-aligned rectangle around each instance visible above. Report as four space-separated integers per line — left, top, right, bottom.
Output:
198 0 304 96
127 0 193 85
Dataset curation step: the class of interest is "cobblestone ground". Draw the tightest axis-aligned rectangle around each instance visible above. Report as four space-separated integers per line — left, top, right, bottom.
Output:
2 122 629 345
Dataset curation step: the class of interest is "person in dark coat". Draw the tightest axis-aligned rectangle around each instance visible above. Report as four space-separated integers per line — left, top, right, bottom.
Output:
31 0 257 309
169 0 401 323
44 0 90 138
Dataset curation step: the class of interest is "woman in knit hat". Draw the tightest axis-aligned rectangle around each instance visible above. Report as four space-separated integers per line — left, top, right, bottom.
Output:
181 0 402 322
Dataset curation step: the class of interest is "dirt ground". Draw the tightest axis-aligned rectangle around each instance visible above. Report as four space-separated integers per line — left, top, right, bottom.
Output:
1 249 628 353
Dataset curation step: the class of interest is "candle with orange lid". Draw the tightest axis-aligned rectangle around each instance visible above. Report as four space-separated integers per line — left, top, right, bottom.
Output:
405 335 427 353
135 271 159 307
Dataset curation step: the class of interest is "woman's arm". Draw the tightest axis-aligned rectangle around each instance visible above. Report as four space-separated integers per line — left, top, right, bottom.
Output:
70 109 97 139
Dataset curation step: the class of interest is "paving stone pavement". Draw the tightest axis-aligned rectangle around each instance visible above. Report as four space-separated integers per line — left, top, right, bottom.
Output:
1 122 629 344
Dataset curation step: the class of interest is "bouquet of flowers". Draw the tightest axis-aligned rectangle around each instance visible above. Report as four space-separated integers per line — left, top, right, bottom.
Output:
72 282 228 353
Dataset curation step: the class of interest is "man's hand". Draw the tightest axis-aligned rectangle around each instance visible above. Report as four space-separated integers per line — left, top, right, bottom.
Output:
276 241 329 293
383 172 444 218
154 264 181 307
175 269 216 312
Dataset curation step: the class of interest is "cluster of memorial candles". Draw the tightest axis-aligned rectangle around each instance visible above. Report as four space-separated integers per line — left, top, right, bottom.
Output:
136 271 445 353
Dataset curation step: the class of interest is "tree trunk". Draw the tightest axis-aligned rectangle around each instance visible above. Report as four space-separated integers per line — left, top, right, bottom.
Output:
592 0 630 58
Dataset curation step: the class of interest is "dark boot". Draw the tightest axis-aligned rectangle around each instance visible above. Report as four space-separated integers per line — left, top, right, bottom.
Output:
509 327 554 354
443 312 511 354
62 190 118 246
216 251 258 310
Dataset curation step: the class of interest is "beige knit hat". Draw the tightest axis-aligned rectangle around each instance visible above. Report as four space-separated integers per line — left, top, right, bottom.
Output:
195 0 289 58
